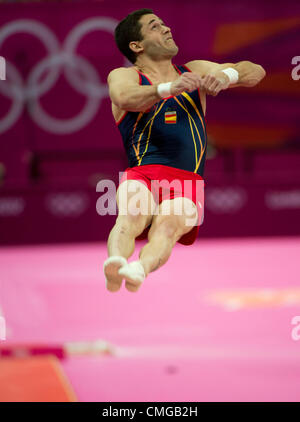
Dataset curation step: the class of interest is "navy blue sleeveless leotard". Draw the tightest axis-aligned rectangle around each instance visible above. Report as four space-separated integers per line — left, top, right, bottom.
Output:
117 64 207 177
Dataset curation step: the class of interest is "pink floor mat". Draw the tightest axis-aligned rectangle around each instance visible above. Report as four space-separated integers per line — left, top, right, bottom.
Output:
0 237 299 401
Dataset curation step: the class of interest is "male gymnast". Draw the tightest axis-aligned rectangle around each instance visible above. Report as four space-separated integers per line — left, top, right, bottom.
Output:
103 8 266 292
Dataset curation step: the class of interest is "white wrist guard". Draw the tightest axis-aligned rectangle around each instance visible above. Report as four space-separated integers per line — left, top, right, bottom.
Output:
157 82 172 98
221 67 239 84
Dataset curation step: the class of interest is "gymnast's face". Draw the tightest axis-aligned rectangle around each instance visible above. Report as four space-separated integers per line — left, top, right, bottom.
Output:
136 14 179 59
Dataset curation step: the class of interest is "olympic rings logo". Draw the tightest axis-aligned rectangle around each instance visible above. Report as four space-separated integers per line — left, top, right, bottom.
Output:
0 56 5 80
0 17 126 135
206 187 247 213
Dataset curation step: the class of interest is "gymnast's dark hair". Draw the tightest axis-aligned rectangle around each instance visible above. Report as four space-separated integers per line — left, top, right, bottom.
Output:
114 9 153 64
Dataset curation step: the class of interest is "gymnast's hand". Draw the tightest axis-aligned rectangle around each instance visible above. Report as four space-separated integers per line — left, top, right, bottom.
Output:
198 71 231 96
170 72 204 96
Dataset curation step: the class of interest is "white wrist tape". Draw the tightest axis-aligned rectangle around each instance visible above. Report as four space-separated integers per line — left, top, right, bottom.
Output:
221 67 239 84
157 82 172 98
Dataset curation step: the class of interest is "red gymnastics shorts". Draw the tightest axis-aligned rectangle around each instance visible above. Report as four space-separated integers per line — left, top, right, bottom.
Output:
119 164 205 246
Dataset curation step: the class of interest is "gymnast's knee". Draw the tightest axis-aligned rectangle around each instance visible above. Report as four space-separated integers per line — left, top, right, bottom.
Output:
115 214 149 238
148 215 183 244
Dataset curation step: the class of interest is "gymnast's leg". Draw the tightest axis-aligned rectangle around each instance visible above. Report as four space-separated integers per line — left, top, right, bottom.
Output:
103 180 155 292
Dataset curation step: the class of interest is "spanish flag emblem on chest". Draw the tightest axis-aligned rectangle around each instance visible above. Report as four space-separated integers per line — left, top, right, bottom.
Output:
164 110 177 124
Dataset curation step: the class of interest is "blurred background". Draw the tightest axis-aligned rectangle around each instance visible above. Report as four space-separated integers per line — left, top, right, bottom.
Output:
0 0 300 403
0 0 299 244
